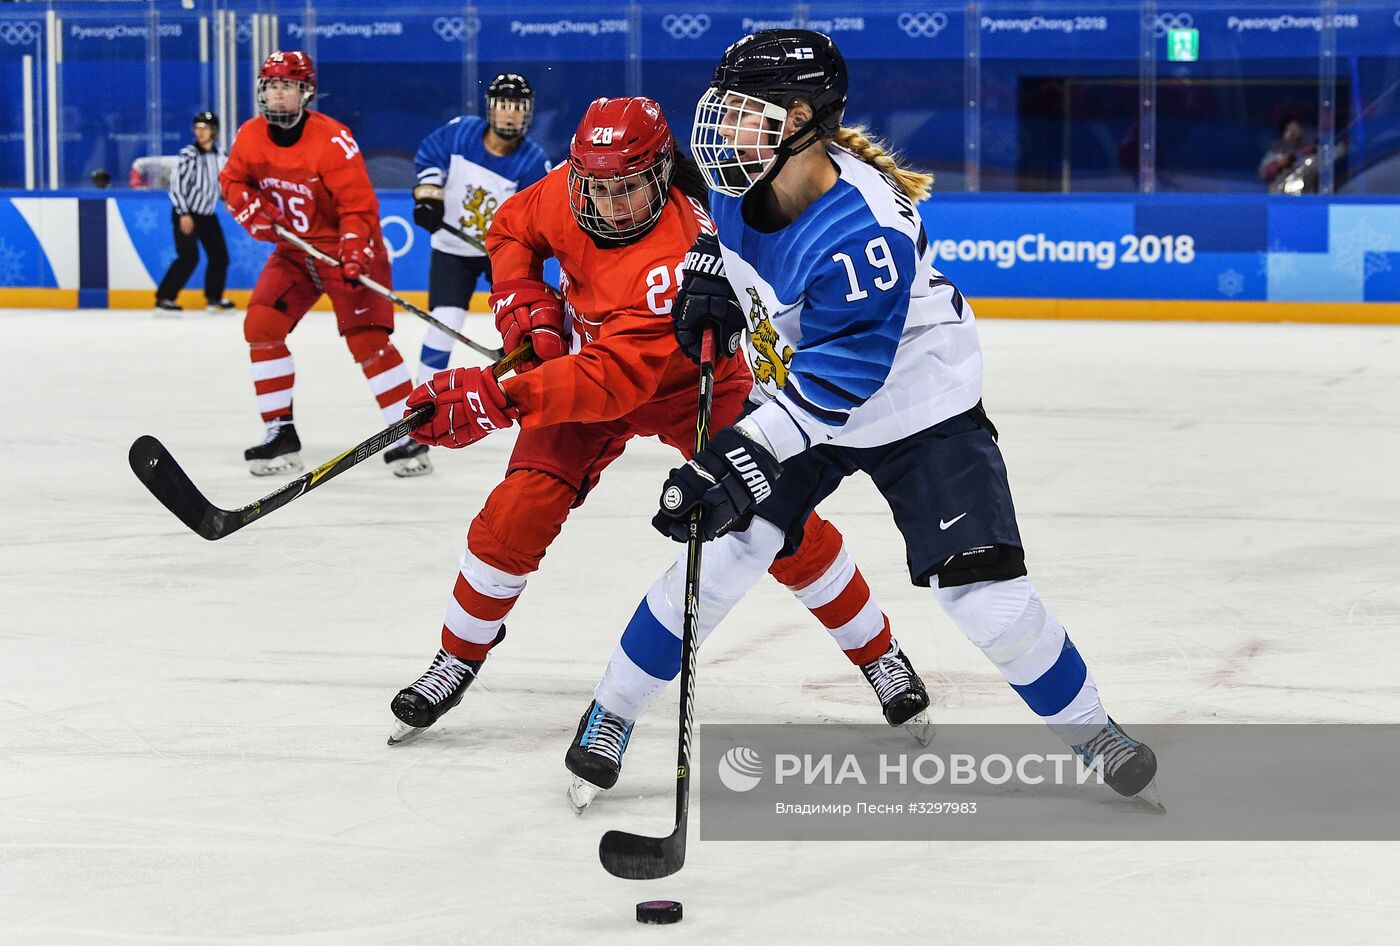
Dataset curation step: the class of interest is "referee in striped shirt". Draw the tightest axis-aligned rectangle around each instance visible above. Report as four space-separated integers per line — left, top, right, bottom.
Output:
155 111 234 313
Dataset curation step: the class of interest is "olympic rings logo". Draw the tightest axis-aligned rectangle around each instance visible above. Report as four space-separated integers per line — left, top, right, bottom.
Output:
433 16 479 42
661 14 711 39
1153 12 1193 37
897 12 948 38
0 21 42 45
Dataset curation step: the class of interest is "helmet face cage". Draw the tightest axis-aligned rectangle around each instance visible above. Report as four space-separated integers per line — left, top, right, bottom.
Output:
567 151 673 243
257 53 316 129
692 87 789 197
257 77 314 128
486 95 533 140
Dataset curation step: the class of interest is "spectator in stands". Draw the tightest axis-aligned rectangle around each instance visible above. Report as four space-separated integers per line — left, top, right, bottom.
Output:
90 169 111 188
1259 118 1315 189
155 112 234 314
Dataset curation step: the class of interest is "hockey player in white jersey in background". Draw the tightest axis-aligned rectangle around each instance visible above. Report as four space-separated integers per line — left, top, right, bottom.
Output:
411 73 551 384
573 29 1161 807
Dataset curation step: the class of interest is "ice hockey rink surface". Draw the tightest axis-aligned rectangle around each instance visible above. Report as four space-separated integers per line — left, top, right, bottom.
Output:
3 308 1397 944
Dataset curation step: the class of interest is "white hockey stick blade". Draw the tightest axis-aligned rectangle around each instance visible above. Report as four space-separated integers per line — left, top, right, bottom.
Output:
567 777 602 815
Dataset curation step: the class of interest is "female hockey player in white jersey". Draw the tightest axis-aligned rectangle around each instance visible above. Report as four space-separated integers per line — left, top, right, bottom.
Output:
572 29 1161 807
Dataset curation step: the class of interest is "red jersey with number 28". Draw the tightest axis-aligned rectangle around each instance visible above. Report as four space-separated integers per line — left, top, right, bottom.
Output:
486 164 745 429
220 111 382 254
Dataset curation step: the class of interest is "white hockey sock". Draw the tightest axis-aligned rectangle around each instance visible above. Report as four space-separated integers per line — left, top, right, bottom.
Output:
417 306 468 384
934 577 1106 744
594 519 784 720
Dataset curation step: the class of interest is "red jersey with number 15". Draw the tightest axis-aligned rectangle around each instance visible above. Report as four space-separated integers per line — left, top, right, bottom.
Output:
220 111 382 254
487 165 746 429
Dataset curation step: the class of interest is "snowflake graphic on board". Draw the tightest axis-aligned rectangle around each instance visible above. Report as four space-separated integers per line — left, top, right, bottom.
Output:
1256 239 1300 281
1328 218 1394 275
131 205 162 235
0 238 27 285
1217 268 1244 298
1364 251 1392 281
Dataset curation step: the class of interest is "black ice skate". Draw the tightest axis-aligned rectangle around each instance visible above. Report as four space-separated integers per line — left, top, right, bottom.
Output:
153 298 182 317
387 648 486 745
565 700 635 813
860 640 934 746
244 421 303 476
1073 717 1164 810
206 298 237 313
384 438 432 478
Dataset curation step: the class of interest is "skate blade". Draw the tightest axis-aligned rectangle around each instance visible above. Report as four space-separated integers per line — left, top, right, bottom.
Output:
903 711 935 747
567 776 602 814
1134 778 1166 812
387 720 426 746
389 456 433 478
247 453 304 477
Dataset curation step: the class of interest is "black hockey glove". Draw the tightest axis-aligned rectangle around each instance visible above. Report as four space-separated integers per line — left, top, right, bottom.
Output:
652 427 782 543
412 184 446 234
673 233 745 365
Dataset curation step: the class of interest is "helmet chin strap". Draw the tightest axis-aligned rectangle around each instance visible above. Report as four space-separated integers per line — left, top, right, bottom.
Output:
752 118 825 191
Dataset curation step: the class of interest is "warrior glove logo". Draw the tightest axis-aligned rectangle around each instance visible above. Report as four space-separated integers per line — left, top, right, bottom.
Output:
662 485 684 511
724 447 772 502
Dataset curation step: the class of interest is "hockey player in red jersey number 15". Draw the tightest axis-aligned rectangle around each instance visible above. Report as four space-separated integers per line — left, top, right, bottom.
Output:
219 50 431 478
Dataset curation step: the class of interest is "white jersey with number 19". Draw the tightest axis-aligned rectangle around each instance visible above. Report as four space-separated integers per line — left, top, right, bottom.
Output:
716 146 983 462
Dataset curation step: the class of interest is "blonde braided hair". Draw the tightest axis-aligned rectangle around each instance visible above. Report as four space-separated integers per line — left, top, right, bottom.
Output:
832 125 934 202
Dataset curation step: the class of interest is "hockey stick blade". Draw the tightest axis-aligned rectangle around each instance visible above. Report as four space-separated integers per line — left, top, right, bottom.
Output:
128 343 533 541
129 435 232 540
598 826 685 880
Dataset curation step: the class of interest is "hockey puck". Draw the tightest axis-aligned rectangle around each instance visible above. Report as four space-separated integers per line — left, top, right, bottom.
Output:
636 900 683 924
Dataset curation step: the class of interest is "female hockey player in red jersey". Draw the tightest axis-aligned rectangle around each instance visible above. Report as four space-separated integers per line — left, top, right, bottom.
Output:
220 50 430 478
388 96 932 810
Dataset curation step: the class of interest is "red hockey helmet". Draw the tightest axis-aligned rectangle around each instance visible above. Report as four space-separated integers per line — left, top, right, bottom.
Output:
257 51 317 129
567 97 676 244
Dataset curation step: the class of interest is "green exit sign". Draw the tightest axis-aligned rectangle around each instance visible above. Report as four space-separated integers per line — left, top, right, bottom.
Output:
1167 27 1199 62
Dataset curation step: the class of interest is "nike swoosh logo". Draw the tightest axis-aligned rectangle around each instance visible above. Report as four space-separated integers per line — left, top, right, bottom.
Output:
939 513 967 530
354 307 370 315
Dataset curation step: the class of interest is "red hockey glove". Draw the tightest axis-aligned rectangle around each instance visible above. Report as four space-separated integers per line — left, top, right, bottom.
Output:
228 189 285 243
489 278 568 374
406 367 519 449
339 232 372 282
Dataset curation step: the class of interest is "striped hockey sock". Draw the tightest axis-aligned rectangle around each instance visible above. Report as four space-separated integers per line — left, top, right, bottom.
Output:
439 547 526 662
359 346 414 426
249 341 294 422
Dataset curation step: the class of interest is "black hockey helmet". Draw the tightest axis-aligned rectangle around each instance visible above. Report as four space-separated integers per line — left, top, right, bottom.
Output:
192 110 219 130
486 72 534 139
691 29 848 196
714 29 847 138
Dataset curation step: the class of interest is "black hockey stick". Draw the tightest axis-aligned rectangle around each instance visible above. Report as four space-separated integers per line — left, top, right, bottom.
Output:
273 224 504 361
598 331 716 880
128 342 533 541
439 220 487 253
